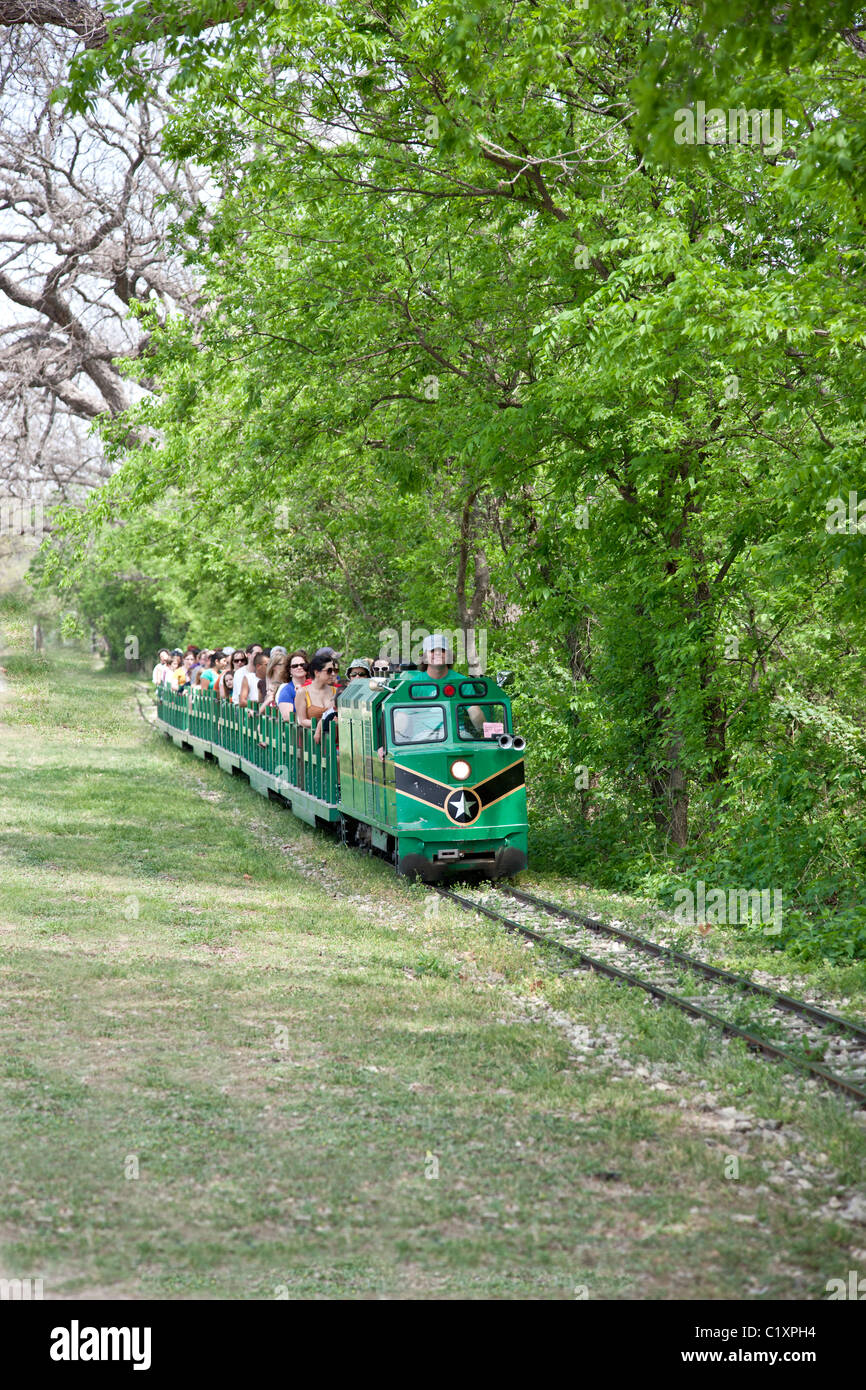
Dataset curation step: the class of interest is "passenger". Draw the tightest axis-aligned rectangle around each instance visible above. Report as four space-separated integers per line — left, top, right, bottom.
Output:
295 651 338 744
184 645 202 684
247 644 264 693
218 665 235 702
345 658 372 681
218 650 242 700
152 648 171 685
312 645 340 669
275 650 310 722
191 649 207 688
372 656 392 678
169 651 188 692
256 653 270 705
261 646 289 708
198 651 222 694
313 647 342 694
231 647 256 705
239 650 268 709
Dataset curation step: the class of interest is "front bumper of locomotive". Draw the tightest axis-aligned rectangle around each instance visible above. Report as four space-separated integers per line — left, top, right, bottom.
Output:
397 831 528 882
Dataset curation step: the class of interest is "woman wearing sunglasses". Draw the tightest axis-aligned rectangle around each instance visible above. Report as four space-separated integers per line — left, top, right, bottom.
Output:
275 650 311 722
294 650 338 743
218 649 249 700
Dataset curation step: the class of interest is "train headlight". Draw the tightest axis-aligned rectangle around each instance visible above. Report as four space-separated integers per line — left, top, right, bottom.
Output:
450 759 471 781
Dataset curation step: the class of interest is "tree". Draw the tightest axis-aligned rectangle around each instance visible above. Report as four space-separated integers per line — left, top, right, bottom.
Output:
32 1 866 941
0 26 204 504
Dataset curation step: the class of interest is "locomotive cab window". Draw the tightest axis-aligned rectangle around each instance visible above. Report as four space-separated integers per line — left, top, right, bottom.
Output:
391 704 447 744
456 702 509 740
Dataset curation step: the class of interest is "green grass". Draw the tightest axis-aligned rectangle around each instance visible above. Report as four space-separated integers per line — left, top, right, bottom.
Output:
1 598 866 1299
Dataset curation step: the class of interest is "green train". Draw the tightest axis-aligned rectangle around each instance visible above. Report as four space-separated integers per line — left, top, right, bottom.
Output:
155 668 528 882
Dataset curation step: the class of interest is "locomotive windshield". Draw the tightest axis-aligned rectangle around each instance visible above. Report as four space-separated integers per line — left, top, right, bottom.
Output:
391 704 447 744
456 702 509 740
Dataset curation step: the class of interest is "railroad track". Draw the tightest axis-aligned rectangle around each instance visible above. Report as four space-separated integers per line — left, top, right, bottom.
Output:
435 882 866 1106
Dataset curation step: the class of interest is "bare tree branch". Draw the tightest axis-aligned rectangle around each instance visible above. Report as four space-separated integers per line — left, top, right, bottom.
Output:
0 0 107 48
0 0 250 50
0 27 207 502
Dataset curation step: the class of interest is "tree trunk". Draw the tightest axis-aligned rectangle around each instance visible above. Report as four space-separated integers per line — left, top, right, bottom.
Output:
456 490 489 675
565 613 592 682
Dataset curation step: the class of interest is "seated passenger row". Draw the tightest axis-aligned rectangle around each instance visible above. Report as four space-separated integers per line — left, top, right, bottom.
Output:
154 638 504 766
152 644 392 743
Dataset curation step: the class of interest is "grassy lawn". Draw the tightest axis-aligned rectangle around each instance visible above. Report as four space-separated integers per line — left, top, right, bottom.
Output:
1 596 865 1299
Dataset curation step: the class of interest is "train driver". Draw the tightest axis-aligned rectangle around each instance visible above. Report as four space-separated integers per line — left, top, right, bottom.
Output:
421 633 452 680
422 634 485 733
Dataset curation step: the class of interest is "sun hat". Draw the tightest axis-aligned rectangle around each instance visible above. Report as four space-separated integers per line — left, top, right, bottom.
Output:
346 658 371 675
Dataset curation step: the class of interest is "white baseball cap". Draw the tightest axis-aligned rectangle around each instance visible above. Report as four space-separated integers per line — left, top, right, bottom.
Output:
422 633 451 655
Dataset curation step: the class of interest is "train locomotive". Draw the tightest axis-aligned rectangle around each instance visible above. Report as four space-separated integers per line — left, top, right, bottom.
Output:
156 666 528 882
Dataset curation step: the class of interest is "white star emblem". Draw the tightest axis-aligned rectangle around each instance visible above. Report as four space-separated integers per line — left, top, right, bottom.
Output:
447 789 478 822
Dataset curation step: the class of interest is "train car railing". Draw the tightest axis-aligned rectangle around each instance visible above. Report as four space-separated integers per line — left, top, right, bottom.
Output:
155 685 338 805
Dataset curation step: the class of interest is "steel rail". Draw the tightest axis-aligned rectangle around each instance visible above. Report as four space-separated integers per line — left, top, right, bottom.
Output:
435 886 866 1107
499 884 866 1044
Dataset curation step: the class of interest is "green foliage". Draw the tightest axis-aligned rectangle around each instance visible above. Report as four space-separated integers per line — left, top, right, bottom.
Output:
35 0 866 954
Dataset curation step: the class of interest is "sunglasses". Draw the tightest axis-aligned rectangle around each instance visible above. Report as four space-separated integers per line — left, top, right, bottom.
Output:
373 666 389 674
233 656 246 664
290 661 307 669
323 665 338 674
